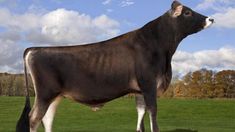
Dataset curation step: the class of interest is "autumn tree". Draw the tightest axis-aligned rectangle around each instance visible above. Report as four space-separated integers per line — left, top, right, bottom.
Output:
215 70 235 98
163 69 235 98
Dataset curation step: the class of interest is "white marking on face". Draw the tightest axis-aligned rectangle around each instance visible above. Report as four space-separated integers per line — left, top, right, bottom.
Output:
204 17 213 29
136 106 145 131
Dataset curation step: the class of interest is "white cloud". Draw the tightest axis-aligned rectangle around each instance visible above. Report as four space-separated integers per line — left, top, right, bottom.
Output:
102 0 135 7
196 0 235 29
102 0 112 5
0 8 120 45
196 0 234 11
0 30 21 42
0 8 120 73
172 47 235 75
196 0 216 10
211 8 235 28
0 8 40 31
33 9 120 45
0 39 23 73
106 9 113 13
120 0 135 7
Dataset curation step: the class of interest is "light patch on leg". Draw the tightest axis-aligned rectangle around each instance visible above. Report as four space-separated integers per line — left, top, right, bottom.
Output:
136 106 145 131
149 113 153 132
129 78 140 91
136 94 146 131
29 103 41 132
30 106 41 132
204 17 213 29
148 110 158 132
42 97 62 132
90 104 104 111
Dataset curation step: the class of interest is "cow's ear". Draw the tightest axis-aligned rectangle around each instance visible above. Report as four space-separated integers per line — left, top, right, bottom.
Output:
171 0 183 17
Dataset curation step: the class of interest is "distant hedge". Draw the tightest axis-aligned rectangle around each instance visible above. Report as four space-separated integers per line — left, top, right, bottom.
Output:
0 73 34 96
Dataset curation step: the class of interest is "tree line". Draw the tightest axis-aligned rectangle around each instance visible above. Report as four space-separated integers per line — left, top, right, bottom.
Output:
0 69 235 98
163 69 235 98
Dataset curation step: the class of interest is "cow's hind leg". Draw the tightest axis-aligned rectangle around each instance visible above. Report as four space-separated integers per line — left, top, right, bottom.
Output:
29 87 60 132
135 94 146 132
42 96 62 132
29 97 51 132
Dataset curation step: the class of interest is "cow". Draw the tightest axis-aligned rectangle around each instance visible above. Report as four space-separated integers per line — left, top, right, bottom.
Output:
16 1 214 132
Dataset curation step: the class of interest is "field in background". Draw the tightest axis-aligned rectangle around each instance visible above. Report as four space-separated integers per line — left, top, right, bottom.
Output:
0 97 235 132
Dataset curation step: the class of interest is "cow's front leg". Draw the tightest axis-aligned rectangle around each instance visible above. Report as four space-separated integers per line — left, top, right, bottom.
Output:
135 94 146 132
142 83 159 132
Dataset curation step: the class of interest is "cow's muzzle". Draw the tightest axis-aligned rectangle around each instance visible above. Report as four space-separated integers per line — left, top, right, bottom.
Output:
204 17 214 29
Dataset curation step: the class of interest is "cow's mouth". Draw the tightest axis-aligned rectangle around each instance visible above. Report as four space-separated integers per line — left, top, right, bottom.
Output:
204 17 214 29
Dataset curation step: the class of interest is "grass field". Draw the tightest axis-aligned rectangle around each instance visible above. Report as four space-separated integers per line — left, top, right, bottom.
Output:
0 97 235 132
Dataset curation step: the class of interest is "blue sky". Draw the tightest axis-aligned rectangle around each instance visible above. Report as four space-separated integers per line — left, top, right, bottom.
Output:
0 0 234 74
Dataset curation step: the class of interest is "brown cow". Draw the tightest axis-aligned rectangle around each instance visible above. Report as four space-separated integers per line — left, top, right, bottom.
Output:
16 1 214 132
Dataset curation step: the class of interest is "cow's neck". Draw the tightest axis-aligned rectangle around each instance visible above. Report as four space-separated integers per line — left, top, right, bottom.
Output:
139 14 187 57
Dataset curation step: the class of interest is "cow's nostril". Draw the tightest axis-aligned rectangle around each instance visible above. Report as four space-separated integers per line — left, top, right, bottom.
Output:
209 18 214 23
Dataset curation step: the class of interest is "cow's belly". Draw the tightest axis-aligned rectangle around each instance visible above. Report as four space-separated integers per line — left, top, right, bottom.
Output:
60 66 139 105
62 82 132 106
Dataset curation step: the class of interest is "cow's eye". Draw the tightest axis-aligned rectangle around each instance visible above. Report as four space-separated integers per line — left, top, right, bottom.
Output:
184 10 192 17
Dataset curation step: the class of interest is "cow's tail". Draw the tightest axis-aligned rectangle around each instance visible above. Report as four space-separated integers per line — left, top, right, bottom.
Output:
16 52 31 132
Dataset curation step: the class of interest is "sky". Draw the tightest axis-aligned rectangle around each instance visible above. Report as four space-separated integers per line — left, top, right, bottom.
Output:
0 0 234 75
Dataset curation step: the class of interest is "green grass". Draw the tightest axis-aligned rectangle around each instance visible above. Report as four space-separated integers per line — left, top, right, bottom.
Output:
0 97 235 132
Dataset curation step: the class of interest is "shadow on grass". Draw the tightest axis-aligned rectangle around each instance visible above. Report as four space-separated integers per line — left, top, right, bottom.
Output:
63 129 134 132
163 129 198 132
66 129 198 132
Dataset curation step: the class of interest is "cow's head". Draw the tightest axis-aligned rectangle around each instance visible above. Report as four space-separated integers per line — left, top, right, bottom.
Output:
169 0 214 35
